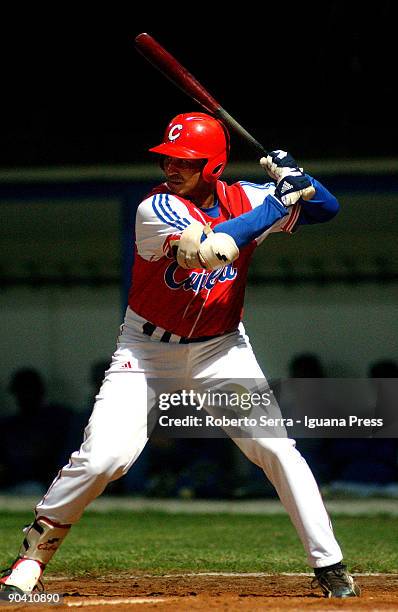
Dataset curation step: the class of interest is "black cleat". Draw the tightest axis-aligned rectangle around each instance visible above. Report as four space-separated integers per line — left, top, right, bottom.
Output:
0 583 25 600
312 564 360 598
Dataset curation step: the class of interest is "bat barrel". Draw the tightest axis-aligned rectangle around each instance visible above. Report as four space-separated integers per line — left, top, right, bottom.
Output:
135 33 221 114
135 33 268 158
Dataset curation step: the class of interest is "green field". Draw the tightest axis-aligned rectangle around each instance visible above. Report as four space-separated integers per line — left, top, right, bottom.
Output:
0 511 397 576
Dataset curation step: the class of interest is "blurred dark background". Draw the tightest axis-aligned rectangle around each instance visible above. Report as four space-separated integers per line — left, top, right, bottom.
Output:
1 2 397 168
1 4 398 501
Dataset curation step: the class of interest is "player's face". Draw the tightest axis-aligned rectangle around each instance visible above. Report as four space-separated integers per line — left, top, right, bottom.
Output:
162 156 207 196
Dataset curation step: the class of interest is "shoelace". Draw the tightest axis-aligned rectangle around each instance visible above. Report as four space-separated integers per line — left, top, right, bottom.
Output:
311 568 348 591
34 578 45 593
0 567 12 580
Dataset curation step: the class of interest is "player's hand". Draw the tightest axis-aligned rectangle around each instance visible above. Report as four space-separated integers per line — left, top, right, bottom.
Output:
260 150 301 182
198 230 239 270
172 220 205 269
260 150 315 206
274 171 315 207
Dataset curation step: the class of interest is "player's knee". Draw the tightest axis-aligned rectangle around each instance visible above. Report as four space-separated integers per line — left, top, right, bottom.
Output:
264 438 298 458
244 438 297 468
238 439 267 467
260 437 296 455
85 455 126 480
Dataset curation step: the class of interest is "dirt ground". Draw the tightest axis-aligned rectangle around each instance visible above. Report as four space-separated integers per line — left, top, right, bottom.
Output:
1 574 397 611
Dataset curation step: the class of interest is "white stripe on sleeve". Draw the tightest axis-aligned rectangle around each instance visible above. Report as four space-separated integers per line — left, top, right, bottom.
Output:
135 194 198 261
239 181 276 209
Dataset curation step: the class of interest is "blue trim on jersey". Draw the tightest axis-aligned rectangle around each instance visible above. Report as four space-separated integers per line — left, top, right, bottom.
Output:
164 193 191 228
157 194 189 230
200 200 220 218
151 194 187 231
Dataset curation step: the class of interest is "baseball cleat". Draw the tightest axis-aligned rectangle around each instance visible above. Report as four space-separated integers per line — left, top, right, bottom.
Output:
0 558 44 597
0 583 26 600
312 564 360 598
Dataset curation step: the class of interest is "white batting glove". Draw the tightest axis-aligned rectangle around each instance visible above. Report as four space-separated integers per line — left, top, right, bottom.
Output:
260 150 315 206
198 231 239 270
274 171 315 207
172 220 205 269
260 150 301 181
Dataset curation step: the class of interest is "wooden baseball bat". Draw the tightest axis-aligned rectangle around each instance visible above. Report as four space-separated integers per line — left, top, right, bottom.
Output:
134 32 267 158
134 33 316 202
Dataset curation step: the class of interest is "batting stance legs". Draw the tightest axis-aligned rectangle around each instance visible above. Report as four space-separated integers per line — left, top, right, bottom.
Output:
233 436 341 567
1 310 342 594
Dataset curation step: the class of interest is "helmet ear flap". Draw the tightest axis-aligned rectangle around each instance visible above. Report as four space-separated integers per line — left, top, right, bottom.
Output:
202 159 226 183
201 119 229 182
213 163 224 176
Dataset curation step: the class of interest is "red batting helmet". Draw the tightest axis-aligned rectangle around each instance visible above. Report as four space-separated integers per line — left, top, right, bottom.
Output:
149 112 230 182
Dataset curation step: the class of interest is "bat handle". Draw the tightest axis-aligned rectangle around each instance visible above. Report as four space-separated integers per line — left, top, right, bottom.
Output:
215 108 267 158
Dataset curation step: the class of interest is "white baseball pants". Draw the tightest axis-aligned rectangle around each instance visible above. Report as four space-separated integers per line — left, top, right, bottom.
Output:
36 308 342 568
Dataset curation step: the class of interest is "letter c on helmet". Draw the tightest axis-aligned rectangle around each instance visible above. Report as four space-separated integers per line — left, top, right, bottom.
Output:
168 124 183 141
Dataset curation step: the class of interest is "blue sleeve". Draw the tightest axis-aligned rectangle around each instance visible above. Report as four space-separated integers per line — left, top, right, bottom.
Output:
201 194 288 249
296 175 340 226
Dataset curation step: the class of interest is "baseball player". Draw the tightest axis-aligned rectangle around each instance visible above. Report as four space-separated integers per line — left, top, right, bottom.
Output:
0 112 360 599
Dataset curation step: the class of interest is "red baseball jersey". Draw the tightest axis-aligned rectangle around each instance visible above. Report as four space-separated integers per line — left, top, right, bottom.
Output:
128 180 300 338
